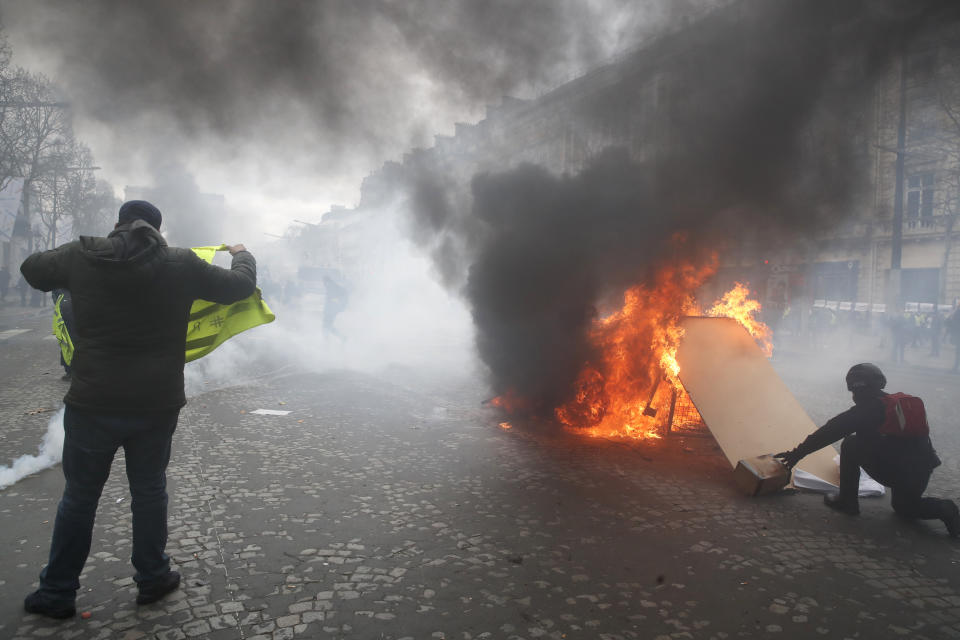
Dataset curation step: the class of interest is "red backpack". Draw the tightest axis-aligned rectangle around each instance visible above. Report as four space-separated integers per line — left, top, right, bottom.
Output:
878 392 929 437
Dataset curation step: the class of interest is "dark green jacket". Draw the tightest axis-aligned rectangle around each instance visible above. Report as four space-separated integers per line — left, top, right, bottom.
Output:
20 220 256 413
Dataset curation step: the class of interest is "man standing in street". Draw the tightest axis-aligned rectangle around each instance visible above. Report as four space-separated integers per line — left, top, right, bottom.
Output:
930 311 943 358
16 272 28 306
0 264 10 302
890 312 909 365
322 273 349 340
947 306 960 373
19 200 256 618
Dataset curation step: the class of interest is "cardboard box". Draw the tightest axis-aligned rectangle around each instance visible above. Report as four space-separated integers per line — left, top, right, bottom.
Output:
677 317 840 486
733 454 790 496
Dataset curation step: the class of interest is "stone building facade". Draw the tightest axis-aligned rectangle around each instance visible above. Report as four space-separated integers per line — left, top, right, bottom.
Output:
297 1 960 315
798 16 960 314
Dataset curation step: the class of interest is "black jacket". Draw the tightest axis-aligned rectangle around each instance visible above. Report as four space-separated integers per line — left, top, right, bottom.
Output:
21 220 256 412
795 391 941 483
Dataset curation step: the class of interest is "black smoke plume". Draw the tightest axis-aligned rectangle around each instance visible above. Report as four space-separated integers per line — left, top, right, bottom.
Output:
406 0 960 416
0 0 704 243
0 0 687 174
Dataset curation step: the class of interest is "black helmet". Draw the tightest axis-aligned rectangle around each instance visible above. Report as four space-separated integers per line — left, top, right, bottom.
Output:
845 363 886 392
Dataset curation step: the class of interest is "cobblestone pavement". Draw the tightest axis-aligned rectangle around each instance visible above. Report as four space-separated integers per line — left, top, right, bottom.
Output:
3 312 960 639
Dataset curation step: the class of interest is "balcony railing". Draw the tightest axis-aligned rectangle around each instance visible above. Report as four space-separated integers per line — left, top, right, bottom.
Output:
904 217 937 230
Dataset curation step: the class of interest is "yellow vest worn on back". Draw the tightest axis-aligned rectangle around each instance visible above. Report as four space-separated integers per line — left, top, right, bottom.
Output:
186 245 276 362
52 293 75 366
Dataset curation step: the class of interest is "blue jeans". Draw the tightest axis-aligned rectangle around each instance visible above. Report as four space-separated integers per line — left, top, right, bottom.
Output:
38 405 179 603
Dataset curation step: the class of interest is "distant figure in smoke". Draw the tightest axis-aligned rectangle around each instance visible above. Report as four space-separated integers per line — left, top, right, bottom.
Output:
19 200 257 619
930 311 942 358
776 363 959 537
282 278 301 307
0 264 10 301
947 307 960 372
17 273 29 306
908 312 920 348
808 308 832 351
889 313 909 365
322 274 349 340
51 288 76 380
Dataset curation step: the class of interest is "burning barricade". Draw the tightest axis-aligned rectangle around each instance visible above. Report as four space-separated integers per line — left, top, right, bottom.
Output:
490 256 840 494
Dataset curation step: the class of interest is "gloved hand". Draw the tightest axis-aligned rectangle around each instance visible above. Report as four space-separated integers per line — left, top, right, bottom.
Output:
774 449 802 470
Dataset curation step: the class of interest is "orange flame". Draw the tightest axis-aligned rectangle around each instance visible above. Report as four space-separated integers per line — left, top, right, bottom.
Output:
553 261 771 441
490 390 528 413
489 245 771 443
705 282 772 356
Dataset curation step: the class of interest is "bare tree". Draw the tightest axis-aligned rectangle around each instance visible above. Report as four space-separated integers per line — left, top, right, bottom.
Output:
31 138 103 246
0 68 74 247
0 27 117 261
72 178 119 237
932 43 960 303
0 33 17 193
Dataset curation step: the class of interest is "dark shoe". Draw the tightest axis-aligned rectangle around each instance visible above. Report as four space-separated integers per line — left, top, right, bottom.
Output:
824 492 860 516
24 590 76 619
943 500 960 538
136 571 181 605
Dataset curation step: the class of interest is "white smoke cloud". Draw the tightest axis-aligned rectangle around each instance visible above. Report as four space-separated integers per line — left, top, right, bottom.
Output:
0 407 65 489
184 207 477 395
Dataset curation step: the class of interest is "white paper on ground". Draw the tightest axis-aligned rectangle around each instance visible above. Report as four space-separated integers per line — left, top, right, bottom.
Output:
792 455 885 497
250 409 291 416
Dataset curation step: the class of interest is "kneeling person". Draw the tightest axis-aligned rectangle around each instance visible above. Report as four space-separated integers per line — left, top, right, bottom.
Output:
777 363 959 536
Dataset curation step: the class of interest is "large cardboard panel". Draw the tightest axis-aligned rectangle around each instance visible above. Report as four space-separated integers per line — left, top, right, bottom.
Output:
676 316 839 485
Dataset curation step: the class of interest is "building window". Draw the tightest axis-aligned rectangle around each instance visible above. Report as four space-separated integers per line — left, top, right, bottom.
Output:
908 49 937 79
906 172 934 219
900 267 939 305
908 49 937 95
812 261 859 302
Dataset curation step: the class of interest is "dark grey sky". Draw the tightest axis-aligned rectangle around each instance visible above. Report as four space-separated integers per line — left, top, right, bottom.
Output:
0 0 715 230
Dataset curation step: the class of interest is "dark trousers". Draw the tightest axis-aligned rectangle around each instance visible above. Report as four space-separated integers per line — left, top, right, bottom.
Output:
891 335 906 364
839 435 949 520
38 406 179 603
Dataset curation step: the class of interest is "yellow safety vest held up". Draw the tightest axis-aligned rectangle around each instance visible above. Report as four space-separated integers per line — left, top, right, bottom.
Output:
50 247 273 365
186 245 276 362
52 293 74 366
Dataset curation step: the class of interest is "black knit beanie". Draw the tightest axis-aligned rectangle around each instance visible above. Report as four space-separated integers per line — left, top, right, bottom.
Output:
118 200 162 231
